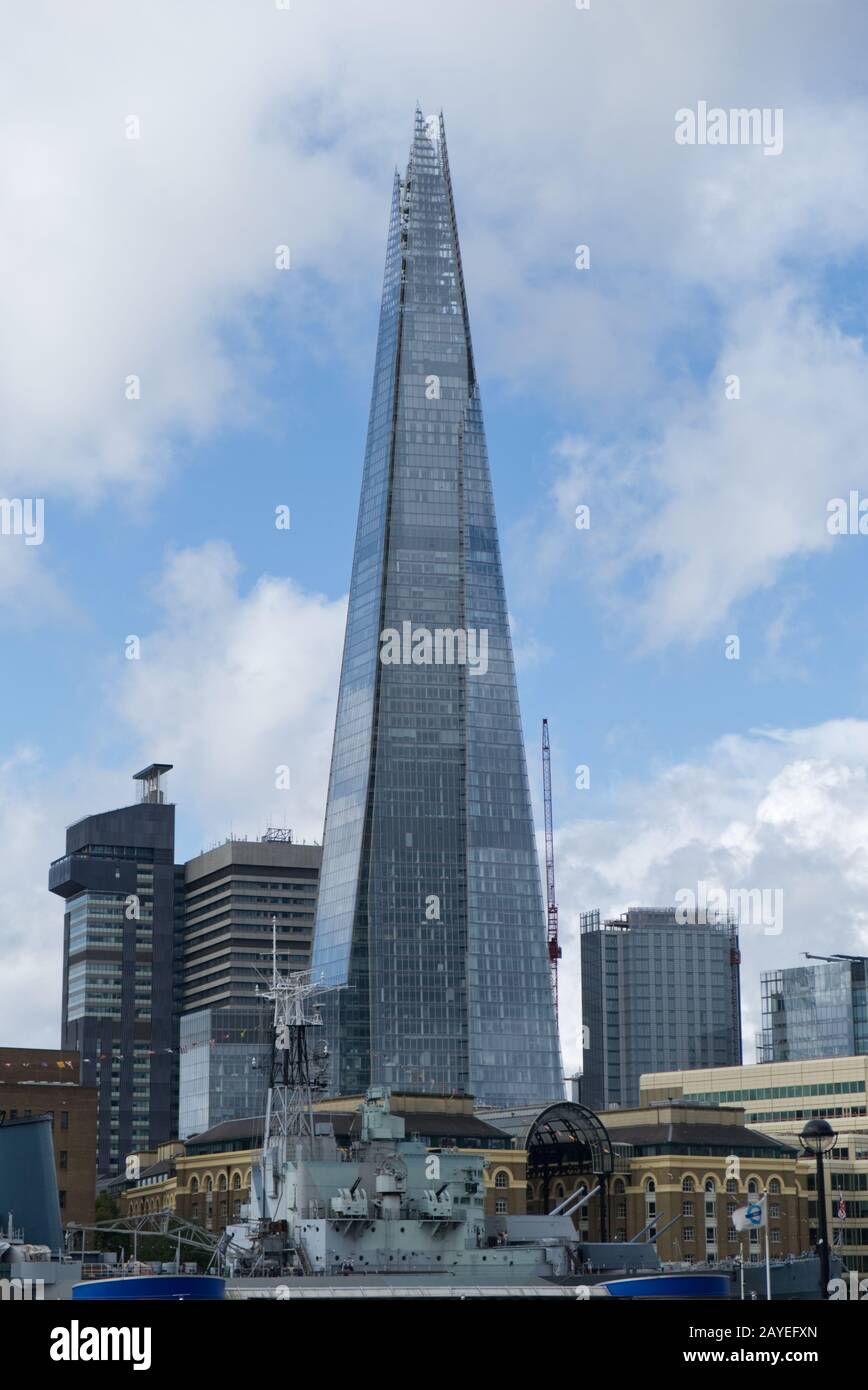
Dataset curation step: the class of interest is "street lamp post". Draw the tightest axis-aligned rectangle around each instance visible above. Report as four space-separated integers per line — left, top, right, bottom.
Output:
799 1117 837 1300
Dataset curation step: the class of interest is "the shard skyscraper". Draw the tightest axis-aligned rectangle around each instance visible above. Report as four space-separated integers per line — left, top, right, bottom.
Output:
311 110 562 1106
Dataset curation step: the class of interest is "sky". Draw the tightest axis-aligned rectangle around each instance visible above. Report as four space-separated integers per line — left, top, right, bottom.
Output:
2 0 868 1077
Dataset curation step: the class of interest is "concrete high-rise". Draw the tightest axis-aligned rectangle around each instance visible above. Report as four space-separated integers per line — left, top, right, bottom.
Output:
311 111 562 1105
177 834 321 1137
49 765 177 1175
580 907 743 1111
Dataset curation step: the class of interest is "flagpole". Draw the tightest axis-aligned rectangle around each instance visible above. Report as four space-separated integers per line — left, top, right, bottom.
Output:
764 1194 772 1301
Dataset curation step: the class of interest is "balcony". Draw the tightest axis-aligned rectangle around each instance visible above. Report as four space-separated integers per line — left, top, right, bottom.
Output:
49 854 137 899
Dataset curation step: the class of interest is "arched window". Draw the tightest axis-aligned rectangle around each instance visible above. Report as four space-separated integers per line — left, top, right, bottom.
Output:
645 1178 656 1194
726 1178 738 1194
190 1177 199 1194
555 1183 565 1201
614 1178 625 1194
218 1174 227 1191
205 1176 213 1193
768 1178 781 1194
232 1172 242 1190
704 1178 716 1193
682 1177 694 1192
747 1178 759 1195
494 1170 509 1189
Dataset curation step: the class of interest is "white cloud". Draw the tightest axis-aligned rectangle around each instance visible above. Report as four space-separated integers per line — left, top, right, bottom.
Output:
3 0 867 634
114 541 346 851
0 543 345 1044
526 293 868 647
554 719 868 1075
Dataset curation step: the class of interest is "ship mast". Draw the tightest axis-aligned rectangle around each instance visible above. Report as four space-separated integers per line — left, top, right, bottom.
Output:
257 917 338 1224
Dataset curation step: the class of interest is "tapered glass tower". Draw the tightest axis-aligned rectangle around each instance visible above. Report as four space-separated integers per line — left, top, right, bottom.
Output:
312 111 562 1106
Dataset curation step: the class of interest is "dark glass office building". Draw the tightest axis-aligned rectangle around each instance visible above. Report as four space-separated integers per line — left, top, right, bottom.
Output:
580 907 743 1111
758 956 868 1062
49 765 177 1175
311 111 562 1105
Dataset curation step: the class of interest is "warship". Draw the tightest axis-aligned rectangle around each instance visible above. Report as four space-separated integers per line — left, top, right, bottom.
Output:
0 947 837 1300
219 958 835 1301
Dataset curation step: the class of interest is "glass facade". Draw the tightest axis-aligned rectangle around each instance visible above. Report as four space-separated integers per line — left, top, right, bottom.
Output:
178 1007 271 1140
580 908 743 1111
758 959 868 1062
312 111 562 1105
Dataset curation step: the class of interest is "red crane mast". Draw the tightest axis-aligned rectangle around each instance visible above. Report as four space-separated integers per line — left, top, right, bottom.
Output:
542 718 562 1011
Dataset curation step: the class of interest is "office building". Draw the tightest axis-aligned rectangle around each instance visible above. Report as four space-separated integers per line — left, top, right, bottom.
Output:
602 1101 805 1265
580 907 742 1111
311 110 562 1105
177 834 321 1137
641 1056 868 1271
759 955 868 1063
49 764 177 1174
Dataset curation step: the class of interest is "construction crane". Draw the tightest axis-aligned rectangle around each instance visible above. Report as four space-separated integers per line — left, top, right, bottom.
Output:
541 718 562 1012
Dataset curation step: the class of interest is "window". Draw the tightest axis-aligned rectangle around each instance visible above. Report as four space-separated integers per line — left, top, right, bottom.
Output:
681 1177 694 1192
495 1199 507 1215
771 1228 781 1244
770 1203 780 1219
59 1190 66 1209
232 1173 241 1190
726 1178 737 1194
494 1171 509 1189
747 1179 759 1194
683 1201 694 1217
768 1178 781 1194
60 1112 69 1131
704 1178 716 1193
683 1227 695 1242
616 1201 626 1218
59 1151 68 1170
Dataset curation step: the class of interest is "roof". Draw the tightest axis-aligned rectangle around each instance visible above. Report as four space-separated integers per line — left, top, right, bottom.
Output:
603 1120 797 1153
138 1158 176 1179
481 1101 617 1174
184 1106 511 1151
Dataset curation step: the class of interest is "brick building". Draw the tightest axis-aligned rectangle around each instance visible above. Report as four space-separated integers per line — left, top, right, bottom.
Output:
0 1046 97 1227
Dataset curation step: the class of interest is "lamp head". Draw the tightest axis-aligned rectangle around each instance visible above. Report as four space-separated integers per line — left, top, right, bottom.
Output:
799 1117 837 1155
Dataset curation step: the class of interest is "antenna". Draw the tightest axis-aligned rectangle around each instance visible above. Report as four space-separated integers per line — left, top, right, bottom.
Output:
255 918 341 1225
